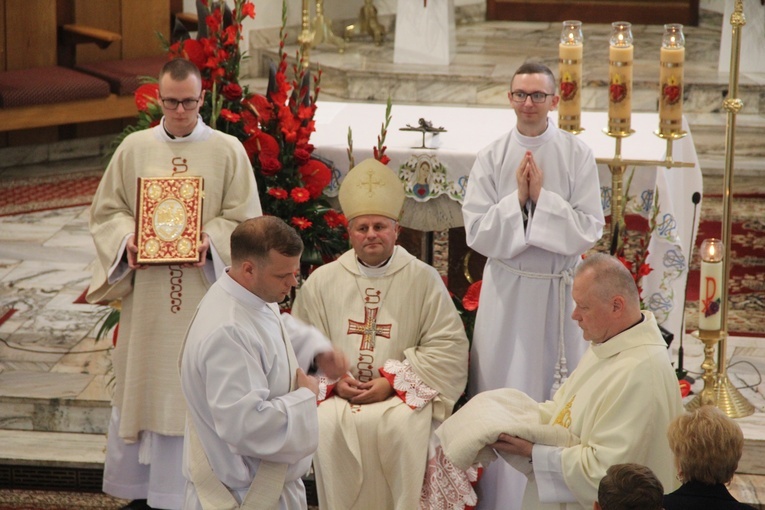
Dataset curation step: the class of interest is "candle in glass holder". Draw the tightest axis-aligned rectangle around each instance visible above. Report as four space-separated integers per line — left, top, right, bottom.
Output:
699 238 724 332
659 23 685 136
608 21 633 134
559 20 583 133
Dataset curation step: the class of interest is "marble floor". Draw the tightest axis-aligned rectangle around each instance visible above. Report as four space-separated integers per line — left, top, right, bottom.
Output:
1 5 765 507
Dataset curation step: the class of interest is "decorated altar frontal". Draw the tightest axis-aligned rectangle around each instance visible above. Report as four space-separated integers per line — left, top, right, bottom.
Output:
311 101 703 346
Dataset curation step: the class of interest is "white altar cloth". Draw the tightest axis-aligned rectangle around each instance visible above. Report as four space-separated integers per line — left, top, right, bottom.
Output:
311 101 703 345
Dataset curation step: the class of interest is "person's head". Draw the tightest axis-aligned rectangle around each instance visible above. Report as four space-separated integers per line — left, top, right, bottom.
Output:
509 62 559 136
338 158 406 265
595 463 664 510
348 214 400 266
667 405 744 486
229 216 303 303
571 253 642 344
158 58 204 137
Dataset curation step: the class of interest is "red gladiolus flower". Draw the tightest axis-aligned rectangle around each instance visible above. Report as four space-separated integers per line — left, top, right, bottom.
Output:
220 109 241 123
291 216 313 230
134 83 159 111
290 187 310 203
222 83 243 101
223 26 238 46
267 187 288 200
462 280 483 311
324 210 347 229
298 159 332 199
636 261 653 279
241 2 256 18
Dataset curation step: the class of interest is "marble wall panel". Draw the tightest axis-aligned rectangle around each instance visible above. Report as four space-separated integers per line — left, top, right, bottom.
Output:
0 372 91 400
476 84 513 106
0 429 106 466
31 399 109 434
347 76 418 102
0 400 34 430
48 137 105 163
0 144 49 170
416 80 477 105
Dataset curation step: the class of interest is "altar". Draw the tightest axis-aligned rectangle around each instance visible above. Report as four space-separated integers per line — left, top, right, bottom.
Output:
311 101 703 343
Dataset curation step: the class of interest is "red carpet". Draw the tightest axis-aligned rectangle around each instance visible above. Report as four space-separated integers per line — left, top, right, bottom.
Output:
684 194 765 336
0 169 103 216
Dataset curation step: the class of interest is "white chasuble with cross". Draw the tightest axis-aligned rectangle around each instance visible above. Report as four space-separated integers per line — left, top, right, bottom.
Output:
292 246 469 510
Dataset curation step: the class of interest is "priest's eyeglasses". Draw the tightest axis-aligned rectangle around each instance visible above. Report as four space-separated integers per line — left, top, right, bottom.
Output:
510 91 554 103
160 97 202 110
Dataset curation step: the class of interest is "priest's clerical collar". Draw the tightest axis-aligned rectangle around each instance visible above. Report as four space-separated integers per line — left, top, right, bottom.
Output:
162 118 195 139
356 247 397 277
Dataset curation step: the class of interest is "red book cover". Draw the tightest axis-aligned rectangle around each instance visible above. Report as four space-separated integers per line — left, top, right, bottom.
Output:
135 176 204 264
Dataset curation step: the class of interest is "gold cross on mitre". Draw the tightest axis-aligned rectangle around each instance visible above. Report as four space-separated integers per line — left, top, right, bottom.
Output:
358 168 383 197
347 306 391 351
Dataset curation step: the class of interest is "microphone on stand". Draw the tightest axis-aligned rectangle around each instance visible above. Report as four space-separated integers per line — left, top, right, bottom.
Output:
677 191 702 381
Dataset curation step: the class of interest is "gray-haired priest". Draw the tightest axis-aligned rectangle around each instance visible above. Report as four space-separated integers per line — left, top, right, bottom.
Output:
292 158 470 510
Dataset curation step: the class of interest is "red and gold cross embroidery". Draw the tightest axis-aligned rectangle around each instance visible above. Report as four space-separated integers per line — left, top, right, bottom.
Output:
347 306 391 351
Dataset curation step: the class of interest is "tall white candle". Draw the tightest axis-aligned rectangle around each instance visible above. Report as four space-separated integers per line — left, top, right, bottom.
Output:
659 24 685 135
699 238 724 332
559 20 583 133
608 22 633 134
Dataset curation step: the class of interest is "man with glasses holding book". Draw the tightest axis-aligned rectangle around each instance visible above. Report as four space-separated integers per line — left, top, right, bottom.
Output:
88 58 261 510
461 62 604 510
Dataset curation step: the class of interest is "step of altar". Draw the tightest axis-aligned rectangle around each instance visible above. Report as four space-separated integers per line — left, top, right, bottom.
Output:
0 427 763 507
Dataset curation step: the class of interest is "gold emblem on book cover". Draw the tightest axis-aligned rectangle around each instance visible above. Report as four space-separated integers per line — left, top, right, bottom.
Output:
136 176 204 264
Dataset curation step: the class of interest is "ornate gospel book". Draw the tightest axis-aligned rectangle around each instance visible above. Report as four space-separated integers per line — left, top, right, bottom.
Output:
135 176 204 264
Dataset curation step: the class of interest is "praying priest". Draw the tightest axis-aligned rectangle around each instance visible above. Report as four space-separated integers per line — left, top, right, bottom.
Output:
291 158 469 510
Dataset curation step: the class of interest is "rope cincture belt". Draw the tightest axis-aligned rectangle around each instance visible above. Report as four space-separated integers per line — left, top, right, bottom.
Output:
496 262 575 399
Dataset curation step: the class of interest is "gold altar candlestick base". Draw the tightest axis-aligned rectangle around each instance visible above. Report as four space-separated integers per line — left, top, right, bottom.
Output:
309 0 346 52
685 329 723 410
714 373 755 418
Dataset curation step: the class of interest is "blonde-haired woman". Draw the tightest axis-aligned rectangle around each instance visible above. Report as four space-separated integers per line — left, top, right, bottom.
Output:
664 405 755 510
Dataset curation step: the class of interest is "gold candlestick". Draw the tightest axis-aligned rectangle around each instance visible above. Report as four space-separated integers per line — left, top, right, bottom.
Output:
310 0 346 52
685 329 724 410
297 0 315 67
714 0 754 418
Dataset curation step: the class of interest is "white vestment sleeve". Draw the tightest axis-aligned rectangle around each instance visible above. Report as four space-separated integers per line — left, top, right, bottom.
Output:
532 444 577 504
200 327 318 465
282 313 333 372
107 234 132 285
